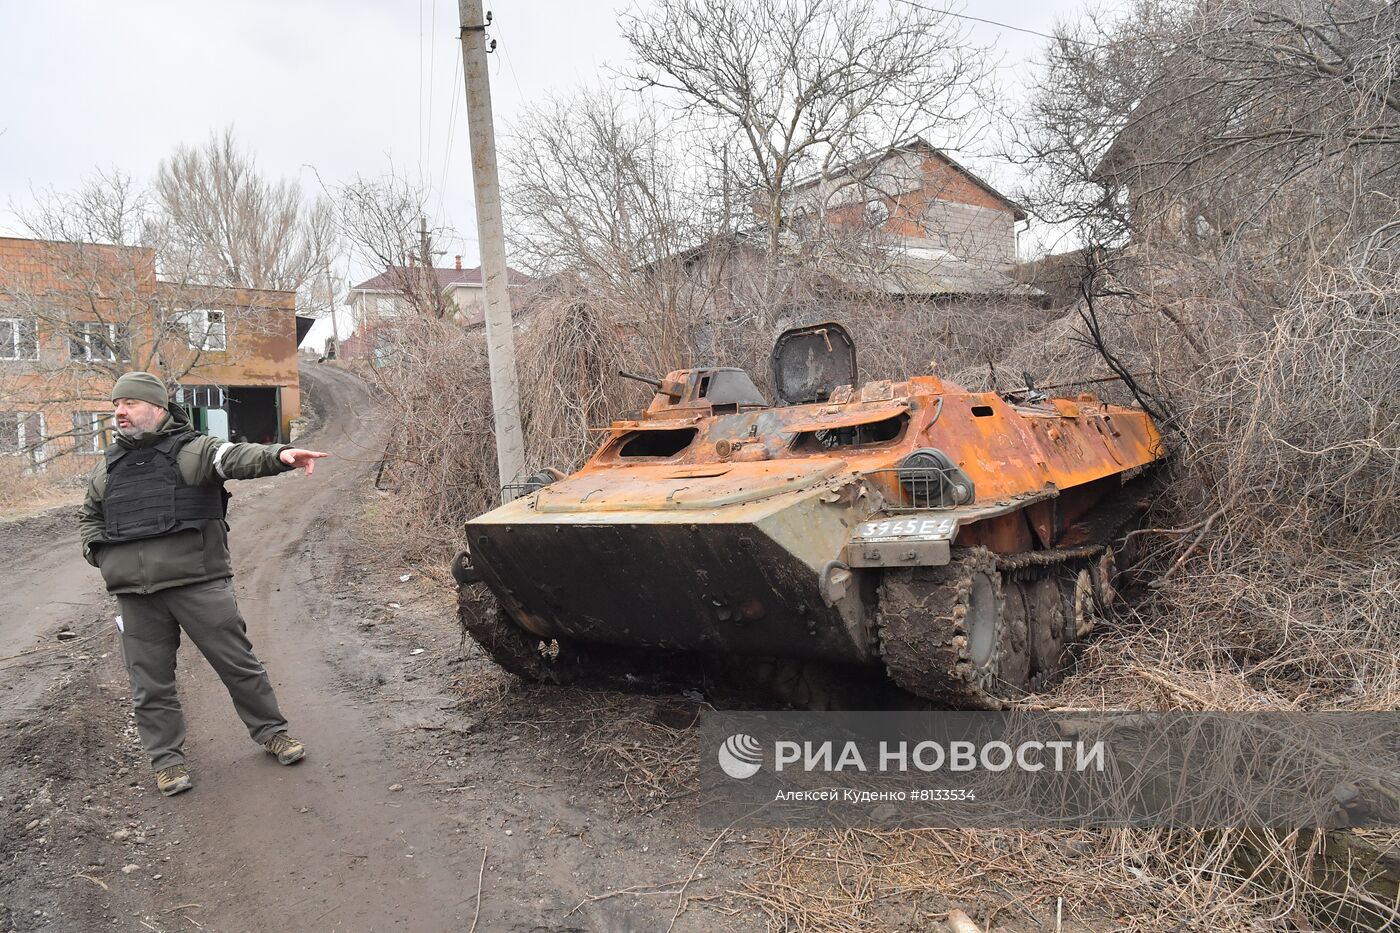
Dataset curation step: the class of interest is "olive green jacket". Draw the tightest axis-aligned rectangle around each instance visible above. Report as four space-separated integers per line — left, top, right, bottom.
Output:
79 406 294 595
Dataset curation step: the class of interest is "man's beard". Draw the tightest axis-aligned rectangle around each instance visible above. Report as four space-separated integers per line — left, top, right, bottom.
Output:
116 424 151 440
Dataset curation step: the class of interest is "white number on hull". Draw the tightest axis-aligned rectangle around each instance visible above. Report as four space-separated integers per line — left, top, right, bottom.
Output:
854 516 956 541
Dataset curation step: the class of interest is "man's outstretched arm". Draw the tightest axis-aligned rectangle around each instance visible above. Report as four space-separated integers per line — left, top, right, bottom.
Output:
191 438 330 483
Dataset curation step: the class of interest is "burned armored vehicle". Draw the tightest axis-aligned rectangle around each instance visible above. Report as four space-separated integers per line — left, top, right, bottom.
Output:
454 323 1162 708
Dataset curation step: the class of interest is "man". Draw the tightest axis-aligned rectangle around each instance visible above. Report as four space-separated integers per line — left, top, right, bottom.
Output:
79 372 328 797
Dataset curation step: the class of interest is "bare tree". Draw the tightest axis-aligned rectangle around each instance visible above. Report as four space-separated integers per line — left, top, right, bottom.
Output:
15 167 151 248
505 88 707 278
503 87 722 369
621 0 990 256
1017 0 1400 256
330 171 454 320
153 127 336 302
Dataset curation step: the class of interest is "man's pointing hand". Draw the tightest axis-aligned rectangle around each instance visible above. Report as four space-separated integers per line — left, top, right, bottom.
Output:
279 448 330 475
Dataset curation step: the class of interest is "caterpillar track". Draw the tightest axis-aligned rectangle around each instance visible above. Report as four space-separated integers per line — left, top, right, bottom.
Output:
877 545 1116 709
458 585 693 691
457 585 578 684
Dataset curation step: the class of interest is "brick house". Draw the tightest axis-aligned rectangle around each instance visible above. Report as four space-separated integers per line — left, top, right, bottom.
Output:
667 139 1037 313
667 138 1037 308
0 236 303 473
783 136 1029 272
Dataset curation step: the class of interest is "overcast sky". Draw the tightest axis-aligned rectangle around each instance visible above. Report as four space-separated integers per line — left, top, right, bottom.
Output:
1 0 1101 309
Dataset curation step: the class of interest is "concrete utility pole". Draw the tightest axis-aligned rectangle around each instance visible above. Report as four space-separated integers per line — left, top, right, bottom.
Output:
322 261 340 358
418 216 438 318
458 0 526 491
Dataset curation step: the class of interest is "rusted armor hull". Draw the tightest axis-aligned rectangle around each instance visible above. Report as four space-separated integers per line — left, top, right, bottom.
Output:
469 511 866 663
458 330 1166 706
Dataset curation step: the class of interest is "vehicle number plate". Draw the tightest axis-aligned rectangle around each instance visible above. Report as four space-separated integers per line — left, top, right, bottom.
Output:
854 516 956 541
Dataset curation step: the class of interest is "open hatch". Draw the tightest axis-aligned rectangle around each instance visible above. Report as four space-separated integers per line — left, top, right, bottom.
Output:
770 322 858 405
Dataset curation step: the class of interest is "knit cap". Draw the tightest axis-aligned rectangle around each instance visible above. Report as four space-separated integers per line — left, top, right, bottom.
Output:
110 372 170 409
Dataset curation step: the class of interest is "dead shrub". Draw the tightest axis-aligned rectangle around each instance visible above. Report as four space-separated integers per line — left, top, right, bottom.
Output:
739 825 1396 931
1026 261 1400 710
353 317 496 564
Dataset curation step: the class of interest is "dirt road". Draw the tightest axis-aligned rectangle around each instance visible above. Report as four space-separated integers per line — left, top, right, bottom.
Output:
0 364 749 933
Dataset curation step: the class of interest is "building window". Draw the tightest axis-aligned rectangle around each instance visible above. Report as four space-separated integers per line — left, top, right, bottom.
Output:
0 411 45 461
0 318 39 360
174 385 226 409
176 309 227 352
0 412 17 452
865 199 891 226
71 410 111 454
69 322 129 362
373 329 395 368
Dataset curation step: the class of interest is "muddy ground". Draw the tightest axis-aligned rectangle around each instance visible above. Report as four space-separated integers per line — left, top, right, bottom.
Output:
0 364 769 933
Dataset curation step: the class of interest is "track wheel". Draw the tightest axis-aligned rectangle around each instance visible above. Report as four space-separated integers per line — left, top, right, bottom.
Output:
995 581 1032 699
876 548 1007 708
1093 549 1118 610
1027 576 1067 689
1066 568 1098 639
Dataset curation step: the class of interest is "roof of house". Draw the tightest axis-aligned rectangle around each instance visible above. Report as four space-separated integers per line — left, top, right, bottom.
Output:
350 265 532 292
787 136 1027 221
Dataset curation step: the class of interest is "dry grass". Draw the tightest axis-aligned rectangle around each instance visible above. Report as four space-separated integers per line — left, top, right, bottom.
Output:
736 825 1400 931
579 712 698 811
0 458 84 522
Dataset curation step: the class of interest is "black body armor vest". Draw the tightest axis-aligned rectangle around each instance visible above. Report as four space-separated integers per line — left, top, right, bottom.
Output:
102 431 227 543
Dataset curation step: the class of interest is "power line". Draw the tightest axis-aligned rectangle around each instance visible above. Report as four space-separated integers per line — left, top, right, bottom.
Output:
490 17 527 102
892 0 1104 48
437 45 462 223
439 14 520 248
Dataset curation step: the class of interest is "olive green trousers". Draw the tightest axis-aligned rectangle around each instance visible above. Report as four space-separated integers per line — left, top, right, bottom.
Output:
117 578 287 771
